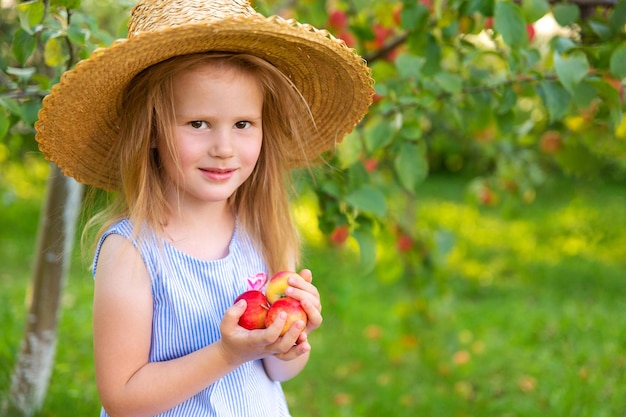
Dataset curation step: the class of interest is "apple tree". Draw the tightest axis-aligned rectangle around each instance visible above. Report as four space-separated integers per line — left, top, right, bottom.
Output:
276 0 626 297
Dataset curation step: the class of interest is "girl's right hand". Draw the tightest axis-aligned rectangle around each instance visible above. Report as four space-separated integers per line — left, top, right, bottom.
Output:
217 300 305 366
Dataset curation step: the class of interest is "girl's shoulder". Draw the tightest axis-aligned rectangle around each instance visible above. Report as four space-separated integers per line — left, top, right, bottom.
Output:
93 219 155 276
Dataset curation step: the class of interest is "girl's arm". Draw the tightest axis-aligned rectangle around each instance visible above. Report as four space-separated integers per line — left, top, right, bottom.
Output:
94 234 295 417
262 269 323 382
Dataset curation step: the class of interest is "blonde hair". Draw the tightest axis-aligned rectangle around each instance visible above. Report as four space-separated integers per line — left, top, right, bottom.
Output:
84 53 313 274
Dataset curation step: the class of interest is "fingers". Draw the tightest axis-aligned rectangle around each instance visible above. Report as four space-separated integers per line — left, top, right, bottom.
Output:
221 299 246 329
298 269 313 283
273 339 311 361
285 275 320 301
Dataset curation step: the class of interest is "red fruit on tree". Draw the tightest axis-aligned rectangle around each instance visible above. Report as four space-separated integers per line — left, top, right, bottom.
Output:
328 10 348 30
539 131 562 154
363 157 378 172
265 297 308 336
526 24 535 42
397 234 414 253
234 290 270 330
393 4 402 25
373 24 394 48
330 224 350 245
337 30 357 48
479 187 495 206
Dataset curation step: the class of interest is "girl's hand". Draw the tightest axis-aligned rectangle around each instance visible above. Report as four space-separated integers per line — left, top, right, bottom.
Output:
218 268 322 365
283 269 323 337
217 299 307 366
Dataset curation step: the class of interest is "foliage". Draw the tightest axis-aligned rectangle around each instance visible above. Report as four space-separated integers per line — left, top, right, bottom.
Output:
0 0 130 201
300 0 626 286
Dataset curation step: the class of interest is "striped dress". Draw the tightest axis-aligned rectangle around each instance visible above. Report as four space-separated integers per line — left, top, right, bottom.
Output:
93 219 291 417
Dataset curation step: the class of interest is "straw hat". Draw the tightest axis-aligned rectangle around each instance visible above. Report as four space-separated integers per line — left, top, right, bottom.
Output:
35 0 374 191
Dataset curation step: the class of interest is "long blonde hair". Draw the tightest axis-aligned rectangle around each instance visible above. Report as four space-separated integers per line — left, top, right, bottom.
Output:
84 53 314 274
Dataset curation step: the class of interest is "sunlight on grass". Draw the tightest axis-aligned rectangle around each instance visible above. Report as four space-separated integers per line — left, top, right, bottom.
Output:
416 195 626 284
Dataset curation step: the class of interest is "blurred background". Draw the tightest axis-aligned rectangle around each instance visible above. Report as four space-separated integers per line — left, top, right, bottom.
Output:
1 0 626 415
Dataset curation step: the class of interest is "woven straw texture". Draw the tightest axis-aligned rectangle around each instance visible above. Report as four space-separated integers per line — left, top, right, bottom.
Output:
35 0 374 191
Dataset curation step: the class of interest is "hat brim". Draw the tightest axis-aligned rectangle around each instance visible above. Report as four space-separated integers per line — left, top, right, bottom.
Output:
35 14 373 190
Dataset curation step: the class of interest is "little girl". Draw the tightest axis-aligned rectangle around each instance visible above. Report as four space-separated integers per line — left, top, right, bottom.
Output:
35 0 373 416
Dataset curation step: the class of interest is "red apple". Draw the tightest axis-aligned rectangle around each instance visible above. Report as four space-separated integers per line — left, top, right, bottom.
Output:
330 224 350 245
328 10 348 31
526 24 536 42
397 234 414 253
265 297 308 336
234 290 270 330
265 271 302 304
363 157 378 172
539 131 562 154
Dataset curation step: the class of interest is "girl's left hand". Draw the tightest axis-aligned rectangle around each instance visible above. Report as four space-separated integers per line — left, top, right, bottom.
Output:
284 268 322 337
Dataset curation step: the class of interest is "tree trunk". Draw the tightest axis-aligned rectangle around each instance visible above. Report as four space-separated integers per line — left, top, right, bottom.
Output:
3 165 83 417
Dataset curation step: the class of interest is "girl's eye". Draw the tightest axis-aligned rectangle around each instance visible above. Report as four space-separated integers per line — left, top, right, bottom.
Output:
234 121 251 129
190 121 208 129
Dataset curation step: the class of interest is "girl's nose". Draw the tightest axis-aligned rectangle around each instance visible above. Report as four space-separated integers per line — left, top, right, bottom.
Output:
209 129 234 158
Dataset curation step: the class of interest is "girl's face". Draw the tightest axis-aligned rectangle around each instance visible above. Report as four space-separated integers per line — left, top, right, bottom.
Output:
160 62 263 208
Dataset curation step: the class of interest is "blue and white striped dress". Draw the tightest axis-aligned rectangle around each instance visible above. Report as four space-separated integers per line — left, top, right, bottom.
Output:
93 219 291 417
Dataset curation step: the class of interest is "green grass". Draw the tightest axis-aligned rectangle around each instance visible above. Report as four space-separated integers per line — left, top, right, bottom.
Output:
2 175 626 416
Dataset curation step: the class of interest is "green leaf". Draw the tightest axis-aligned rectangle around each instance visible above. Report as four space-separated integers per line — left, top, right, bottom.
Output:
552 3 580 26
12 28 37 66
572 80 599 110
587 78 623 129
494 1 527 49
0 109 10 140
521 0 549 22
345 185 387 217
44 36 66 67
498 85 517 114
433 72 463 95
337 130 363 169
6 66 36 81
609 44 626 79
395 53 425 80
15 0 45 33
364 117 394 152
609 0 626 30
0 98 22 116
353 227 377 273
21 100 42 126
465 0 494 16
67 24 89 46
394 143 428 192
538 80 571 122
50 0 81 9
554 51 589 94
398 119 422 141
587 19 613 41
400 2 429 32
